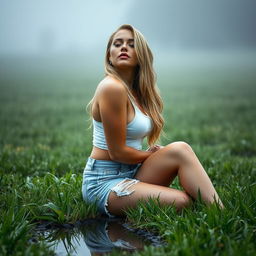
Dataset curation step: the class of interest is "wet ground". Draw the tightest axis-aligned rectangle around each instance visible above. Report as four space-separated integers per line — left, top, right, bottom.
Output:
34 217 165 255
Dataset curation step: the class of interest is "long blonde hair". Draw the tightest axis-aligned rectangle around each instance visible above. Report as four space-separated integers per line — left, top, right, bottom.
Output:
87 24 164 146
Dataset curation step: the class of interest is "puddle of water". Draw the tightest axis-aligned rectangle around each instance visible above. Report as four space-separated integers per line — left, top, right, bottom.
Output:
35 217 164 255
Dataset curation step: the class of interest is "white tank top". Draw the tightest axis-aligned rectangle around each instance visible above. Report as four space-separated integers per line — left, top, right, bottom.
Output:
92 96 152 150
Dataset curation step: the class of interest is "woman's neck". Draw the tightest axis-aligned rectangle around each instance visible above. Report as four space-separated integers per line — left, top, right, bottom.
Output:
116 68 135 89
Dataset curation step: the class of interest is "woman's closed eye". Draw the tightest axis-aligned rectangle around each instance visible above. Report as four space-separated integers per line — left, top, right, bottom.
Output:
113 43 134 48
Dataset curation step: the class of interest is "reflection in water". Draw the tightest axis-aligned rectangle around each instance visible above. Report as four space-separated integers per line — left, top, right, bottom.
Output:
37 217 164 255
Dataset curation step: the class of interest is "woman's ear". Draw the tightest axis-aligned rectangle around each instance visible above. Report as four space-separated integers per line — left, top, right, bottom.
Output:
109 57 113 66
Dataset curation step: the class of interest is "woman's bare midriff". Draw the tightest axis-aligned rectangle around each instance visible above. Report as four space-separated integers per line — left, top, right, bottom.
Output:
90 146 112 160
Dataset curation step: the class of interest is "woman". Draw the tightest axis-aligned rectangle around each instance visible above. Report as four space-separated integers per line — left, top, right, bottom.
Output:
82 24 223 218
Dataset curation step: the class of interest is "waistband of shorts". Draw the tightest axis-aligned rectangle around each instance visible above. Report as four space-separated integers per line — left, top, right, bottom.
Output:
86 157 139 169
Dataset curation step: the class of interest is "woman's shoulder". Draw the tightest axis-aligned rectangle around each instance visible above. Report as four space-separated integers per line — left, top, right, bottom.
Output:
97 76 127 97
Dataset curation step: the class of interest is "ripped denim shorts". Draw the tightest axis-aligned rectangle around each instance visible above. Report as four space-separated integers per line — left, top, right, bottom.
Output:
82 157 141 218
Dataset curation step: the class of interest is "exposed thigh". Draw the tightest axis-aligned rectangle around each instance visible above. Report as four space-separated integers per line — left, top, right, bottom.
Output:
107 181 190 216
134 146 179 187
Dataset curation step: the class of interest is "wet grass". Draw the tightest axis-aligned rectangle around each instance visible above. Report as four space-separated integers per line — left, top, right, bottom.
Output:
0 60 256 255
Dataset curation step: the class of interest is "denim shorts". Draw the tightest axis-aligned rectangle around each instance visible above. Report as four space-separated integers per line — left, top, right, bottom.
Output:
82 157 141 217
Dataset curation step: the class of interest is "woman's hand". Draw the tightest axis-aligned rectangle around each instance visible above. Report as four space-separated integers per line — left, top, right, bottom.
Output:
146 144 163 153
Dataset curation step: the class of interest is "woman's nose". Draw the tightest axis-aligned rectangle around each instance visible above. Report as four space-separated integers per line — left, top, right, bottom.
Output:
121 43 128 51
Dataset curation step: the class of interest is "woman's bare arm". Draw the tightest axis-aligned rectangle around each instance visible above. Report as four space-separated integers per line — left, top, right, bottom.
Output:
97 80 152 164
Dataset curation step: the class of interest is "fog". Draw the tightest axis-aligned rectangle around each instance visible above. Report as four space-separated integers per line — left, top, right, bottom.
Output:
0 0 134 55
1 0 256 71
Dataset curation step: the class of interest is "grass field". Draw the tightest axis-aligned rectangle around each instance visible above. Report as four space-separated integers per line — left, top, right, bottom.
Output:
0 56 255 255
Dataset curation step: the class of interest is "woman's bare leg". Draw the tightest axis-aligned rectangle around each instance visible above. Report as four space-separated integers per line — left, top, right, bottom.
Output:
107 181 191 216
107 141 223 216
136 141 223 207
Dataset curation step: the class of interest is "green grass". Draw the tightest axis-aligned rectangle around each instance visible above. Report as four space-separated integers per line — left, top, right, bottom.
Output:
0 58 255 255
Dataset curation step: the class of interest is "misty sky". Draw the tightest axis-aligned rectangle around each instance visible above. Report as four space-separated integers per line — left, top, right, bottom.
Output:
1 0 256 56
0 0 133 54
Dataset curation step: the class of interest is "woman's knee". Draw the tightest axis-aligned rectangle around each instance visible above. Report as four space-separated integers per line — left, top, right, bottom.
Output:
165 141 194 159
173 192 191 210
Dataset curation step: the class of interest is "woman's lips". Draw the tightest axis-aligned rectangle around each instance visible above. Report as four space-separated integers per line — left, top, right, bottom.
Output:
119 53 129 59
119 55 129 59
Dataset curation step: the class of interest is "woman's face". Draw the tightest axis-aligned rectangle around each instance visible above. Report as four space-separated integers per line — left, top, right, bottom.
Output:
109 29 138 69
